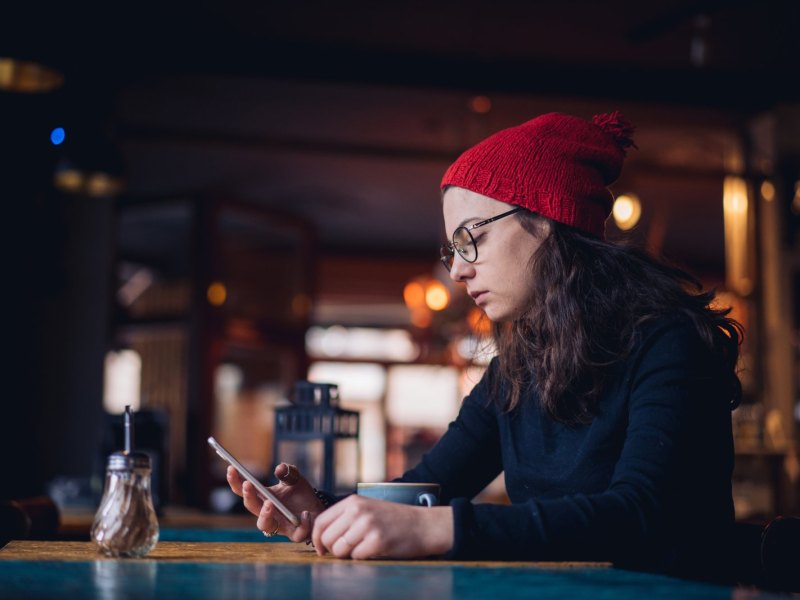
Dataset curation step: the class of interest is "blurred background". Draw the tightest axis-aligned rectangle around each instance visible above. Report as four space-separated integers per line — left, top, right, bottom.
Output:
2 0 798 524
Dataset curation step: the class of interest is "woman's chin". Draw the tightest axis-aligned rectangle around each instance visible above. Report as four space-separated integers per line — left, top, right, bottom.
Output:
483 306 510 323
484 302 528 323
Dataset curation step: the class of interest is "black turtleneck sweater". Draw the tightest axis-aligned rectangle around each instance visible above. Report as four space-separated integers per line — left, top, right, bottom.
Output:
400 316 737 579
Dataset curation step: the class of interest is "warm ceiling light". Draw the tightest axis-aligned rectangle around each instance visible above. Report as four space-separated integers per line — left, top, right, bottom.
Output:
85 172 125 198
54 166 125 198
612 194 642 230
207 282 227 306
53 168 84 193
0 57 64 93
760 180 775 202
402 280 425 310
723 177 748 216
424 280 450 311
53 137 126 199
723 176 752 296
468 96 492 114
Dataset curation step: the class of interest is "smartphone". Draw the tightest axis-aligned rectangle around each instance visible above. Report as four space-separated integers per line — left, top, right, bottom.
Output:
207 436 300 527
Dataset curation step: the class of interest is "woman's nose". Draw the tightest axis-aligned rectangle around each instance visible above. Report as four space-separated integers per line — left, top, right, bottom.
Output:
449 253 473 282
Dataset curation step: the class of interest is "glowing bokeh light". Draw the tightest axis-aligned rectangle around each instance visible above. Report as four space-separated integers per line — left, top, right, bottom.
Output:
612 194 642 230
424 280 450 311
403 280 425 309
760 180 775 202
207 281 227 306
50 127 65 145
0 58 64 93
469 96 492 114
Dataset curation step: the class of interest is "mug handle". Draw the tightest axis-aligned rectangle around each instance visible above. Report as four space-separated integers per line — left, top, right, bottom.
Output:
417 493 437 507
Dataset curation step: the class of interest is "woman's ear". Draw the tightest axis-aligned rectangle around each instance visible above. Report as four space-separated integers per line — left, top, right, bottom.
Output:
536 217 552 239
520 212 552 240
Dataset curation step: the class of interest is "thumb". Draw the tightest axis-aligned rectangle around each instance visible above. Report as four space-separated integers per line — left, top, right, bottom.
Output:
274 463 301 486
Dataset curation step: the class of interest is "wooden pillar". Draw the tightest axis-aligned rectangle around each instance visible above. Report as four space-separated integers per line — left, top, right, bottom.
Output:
748 105 800 513
185 196 222 509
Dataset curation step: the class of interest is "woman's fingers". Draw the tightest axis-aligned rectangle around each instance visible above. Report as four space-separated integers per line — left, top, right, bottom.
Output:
226 466 244 496
311 502 340 555
316 511 352 556
256 501 280 534
311 496 373 558
274 463 300 486
329 518 371 559
286 511 313 543
241 481 267 517
269 464 327 514
309 497 453 560
229 463 324 538
257 504 314 542
348 528 383 560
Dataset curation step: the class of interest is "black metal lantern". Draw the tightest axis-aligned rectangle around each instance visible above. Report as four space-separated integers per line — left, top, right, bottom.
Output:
272 381 359 495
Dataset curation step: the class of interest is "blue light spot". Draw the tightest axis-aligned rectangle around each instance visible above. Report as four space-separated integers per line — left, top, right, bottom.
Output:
50 127 66 145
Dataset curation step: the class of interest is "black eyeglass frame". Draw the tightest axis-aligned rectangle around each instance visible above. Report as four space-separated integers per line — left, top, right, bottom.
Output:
439 206 523 271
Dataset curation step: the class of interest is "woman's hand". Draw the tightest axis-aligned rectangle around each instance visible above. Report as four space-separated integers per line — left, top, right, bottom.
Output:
226 463 325 543
311 495 453 559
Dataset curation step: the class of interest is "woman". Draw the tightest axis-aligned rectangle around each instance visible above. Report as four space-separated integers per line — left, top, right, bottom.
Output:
227 111 742 579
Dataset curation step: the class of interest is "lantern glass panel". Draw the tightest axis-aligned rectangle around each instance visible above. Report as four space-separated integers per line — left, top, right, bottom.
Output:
273 381 360 495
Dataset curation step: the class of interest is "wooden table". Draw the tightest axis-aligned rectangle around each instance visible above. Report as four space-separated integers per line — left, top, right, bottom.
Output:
0 540 784 600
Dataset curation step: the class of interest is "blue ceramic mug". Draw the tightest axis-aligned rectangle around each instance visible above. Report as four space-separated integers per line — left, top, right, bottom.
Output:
356 482 440 507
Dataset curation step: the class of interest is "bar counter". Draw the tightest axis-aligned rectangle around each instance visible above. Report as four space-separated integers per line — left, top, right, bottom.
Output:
1 539 790 600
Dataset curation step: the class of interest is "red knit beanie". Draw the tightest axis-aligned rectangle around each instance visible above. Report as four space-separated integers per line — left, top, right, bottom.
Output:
440 111 636 238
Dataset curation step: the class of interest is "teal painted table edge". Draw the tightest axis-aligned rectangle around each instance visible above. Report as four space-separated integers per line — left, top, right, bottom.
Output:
2 541 793 600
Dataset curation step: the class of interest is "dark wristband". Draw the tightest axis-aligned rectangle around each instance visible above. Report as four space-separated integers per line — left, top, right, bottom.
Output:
313 488 335 509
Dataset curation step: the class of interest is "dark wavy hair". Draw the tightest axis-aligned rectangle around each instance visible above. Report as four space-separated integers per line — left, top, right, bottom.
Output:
490 210 743 425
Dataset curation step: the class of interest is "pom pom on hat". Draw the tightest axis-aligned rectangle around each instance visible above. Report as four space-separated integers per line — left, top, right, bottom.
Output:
441 111 637 238
591 111 637 155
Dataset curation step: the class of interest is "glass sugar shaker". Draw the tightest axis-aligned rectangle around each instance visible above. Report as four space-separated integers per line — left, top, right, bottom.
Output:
91 405 159 557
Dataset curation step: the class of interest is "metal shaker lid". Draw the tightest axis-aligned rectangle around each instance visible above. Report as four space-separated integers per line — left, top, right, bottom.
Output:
107 451 151 470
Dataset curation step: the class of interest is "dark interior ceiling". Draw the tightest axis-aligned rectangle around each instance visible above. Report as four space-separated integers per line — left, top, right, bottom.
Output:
10 0 797 102
5 0 799 283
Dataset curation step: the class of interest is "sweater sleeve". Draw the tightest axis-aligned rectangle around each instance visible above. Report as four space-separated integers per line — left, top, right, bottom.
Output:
397 359 503 504
445 320 732 566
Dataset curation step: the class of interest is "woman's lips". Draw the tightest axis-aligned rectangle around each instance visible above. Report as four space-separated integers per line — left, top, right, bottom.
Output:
469 290 488 305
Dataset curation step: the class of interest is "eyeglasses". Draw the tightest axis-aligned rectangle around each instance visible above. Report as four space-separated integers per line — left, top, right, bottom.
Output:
439 207 522 271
